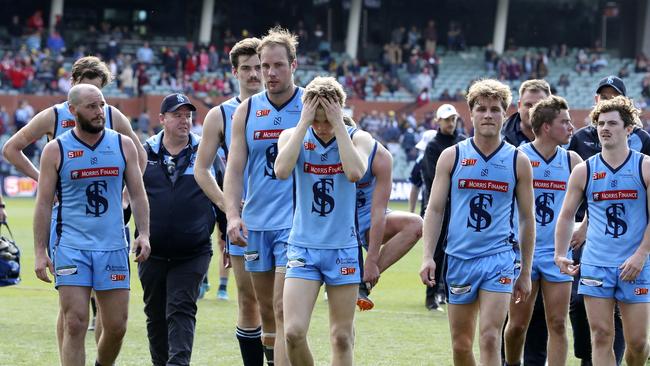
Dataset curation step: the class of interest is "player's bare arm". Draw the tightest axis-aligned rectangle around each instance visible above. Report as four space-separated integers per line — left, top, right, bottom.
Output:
555 161 587 277
567 151 587 248
513 151 535 303
223 99 250 245
364 144 393 287
419 146 454 287
32 140 60 283
2 107 56 181
195 106 226 211
111 106 147 174
121 136 150 262
274 97 317 180
619 156 650 281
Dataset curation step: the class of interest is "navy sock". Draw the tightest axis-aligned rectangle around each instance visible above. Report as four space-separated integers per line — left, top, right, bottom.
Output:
236 326 263 366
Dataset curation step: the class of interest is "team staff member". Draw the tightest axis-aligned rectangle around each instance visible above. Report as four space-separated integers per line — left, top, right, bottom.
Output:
275 76 373 366
224 27 303 366
556 96 650 366
34 84 150 366
138 94 216 366
195 37 264 366
420 79 535 365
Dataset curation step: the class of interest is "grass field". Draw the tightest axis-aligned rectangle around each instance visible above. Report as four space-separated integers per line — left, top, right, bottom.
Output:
0 198 620 365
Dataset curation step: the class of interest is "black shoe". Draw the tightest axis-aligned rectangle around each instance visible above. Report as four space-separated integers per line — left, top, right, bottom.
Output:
425 295 439 310
580 360 592 366
436 291 446 305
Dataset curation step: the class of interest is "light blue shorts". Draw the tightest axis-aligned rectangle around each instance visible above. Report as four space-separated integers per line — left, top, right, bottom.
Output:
52 245 130 291
446 250 516 305
578 263 650 303
531 250 573 283
227 236 247 257
244 229 289 272
285 244 362 286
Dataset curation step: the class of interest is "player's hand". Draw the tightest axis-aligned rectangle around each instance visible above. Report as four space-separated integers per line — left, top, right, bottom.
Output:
570 224 586 249
319 96 344 127
555 255 580 277
227 216 248 246
0 207 7 223
363 257 380 288
132 235 151 262
299 96 318 126
513 273 531 304
34 251 54 283
619 253 647 282
419 258 436 287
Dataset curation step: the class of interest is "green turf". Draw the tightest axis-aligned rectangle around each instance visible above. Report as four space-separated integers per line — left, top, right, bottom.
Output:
0 198 610 365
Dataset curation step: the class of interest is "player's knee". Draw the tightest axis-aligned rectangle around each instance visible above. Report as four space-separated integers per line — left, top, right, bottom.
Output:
590 324 614 347
625 336 649 355
479 329 500 351
546 315 567 336
451 335 473 355
330 327 354 352
505 319 528 338
238 290 259 314
284 324 308 347
63 312 88 337
103 320 127 340
406 215 423 241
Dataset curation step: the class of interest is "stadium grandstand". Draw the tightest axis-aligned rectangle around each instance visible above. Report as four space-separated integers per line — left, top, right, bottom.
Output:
1 0 650 181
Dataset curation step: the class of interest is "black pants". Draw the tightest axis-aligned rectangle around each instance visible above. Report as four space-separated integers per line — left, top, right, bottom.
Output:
569 247 625 364
522 292 548 365
138 254 211 366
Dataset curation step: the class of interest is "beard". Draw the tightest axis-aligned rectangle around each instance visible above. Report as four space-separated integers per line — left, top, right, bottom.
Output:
77 113 104 134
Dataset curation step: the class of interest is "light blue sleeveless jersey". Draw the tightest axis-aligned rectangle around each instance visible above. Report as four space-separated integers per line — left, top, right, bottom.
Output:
519 143 572 254
53 101 113 138
242 88 303 231
355 141 378 234
55 129 127 250
218 96 249 196
446 139 518 260
583 151 648 266
289 126 359 249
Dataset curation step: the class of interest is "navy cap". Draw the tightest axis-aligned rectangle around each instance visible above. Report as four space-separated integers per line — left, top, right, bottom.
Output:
160 93 197 113
596 76 626 97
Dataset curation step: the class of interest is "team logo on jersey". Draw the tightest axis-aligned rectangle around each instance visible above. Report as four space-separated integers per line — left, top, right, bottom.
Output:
580 277 603 287
254 129 283 140
458 179 508 193
111 274 127 281
304 163 344 175
61 120 76 128
256 109 271 117
264 143 278 179
605 203 627 238
273 116 282 125
449 284 472 295
593 171 607 180
86 180 109 217
304 141 316 151
461 158 477 166
592 190 638 201
67 150 83 159
312 178 335 217
535 192 555 226
533 180 566 190
55 265 78 276
635 287 649 295
610 180 618 188
467 193 493 232
530 160 541 168
90 157 98 165
71 167 120 180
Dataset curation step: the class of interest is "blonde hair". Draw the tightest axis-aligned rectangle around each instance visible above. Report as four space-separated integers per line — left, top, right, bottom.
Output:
302 76 347 107
257 26 298 63
589 95 642 128
466 79 512 111
518 79 551 99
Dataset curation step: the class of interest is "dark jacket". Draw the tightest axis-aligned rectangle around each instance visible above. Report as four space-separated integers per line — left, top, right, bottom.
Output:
568 125 650 161
142 132 216 260
502 112 531 147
